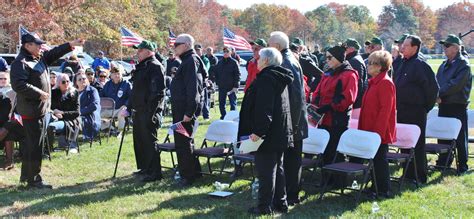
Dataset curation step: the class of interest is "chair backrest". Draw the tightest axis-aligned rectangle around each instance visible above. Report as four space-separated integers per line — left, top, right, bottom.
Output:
100 97 115 111
303 128 330 155
467 109 474 130
223 110 240 122
391 123 420 149
205 120 238 144
337 129 381 159
426 116 461 140
427 107 438 121
351 108 361 120
348 119 358 129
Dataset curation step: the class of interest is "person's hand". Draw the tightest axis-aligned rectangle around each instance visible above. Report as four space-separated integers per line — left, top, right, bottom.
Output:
55 113 63 119
183 115 192 122
69 38 85 47
436 97 442 104
249 134 260 142
232 87 239 93
39 91 49 101
53 109 63 115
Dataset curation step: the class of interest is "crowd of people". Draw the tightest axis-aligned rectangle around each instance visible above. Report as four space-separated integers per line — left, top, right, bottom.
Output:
0 27 471 216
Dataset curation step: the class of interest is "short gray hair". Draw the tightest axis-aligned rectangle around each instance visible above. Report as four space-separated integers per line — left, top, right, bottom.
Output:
176 34 195 47
259 48 283 67
269 31 289 49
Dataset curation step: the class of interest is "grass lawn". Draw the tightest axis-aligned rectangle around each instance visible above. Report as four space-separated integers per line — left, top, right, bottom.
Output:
1 64 474 217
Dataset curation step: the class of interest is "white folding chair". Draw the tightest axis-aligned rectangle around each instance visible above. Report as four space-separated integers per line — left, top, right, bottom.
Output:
387 123 421 190
302 128 330 185
319 129 381 203
427 107 439 121
425 116 461 174
194 120 238 175
223 110 240 122
157 120 199 169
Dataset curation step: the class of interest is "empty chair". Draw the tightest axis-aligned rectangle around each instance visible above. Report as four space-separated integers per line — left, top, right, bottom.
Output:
425 116 462 173
387 123 421 190
194 120 238 175
427 107 439 121
319 129 381 203
223 110 239 122
302 128 330 184
99 97 116 141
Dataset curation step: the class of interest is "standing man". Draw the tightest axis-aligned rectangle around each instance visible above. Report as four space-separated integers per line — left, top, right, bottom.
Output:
194 44 211 121
344 38 367 109
395 35 439 184
10 33 83 189
205 47 218 82
166 51 181 77
91 51 111 72
393 34 409 73
436 34 471 174
269 31 308 206
123 40 166 182
245 38 266 92
170 34 204 187
215 46 240 119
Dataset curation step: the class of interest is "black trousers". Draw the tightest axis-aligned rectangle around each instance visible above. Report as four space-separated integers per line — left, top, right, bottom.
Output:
21 117 45 184
437 103 469 172
398 107 428 183
255 150 287 210
373 144 390 193
173 119 202 180
284 139 302 202
320 125 347 165
133 111 161 175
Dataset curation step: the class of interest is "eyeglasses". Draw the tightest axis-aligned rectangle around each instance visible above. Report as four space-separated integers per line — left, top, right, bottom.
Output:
86 73 94 76
223 49 230 53
99 75 107 78
0 78 7 81
174 42 184 48
326 55 333 60
77 78 87 81
61 80 70 85
443 43 453 48
368 61 379 66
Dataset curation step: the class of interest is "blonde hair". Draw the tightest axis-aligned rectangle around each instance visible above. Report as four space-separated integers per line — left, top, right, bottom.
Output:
368 51 393 72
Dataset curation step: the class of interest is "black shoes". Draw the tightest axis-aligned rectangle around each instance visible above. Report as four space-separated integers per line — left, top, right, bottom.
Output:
141 173 163 182
133 169 147 176
27 181 53 189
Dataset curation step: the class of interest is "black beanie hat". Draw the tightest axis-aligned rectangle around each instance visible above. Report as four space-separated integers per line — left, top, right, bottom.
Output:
328 45 346 63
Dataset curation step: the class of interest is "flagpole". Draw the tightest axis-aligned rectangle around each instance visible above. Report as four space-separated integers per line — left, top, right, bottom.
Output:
119 27 123 61
17 24 21 54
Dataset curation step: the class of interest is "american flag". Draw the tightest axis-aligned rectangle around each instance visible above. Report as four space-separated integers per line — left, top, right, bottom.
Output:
120 26 143 47
170 121 190 138
11 112 23 126
223 27 252 51
168 28 176 47
19 25 52 51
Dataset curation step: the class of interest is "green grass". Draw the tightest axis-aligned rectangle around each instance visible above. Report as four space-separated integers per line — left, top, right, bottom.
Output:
1 84 474 218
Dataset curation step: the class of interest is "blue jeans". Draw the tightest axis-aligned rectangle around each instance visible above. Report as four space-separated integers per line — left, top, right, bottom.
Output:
218 90 237 119
202 88 210 119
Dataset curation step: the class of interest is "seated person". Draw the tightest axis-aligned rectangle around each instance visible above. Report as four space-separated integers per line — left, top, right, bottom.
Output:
97 67 109 87
48 73 80 154
100 64 132 133
75 72 101 141
50 71 58 89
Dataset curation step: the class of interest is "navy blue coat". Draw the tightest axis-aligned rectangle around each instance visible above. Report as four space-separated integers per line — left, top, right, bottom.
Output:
100 79 132 109
79 85 101 139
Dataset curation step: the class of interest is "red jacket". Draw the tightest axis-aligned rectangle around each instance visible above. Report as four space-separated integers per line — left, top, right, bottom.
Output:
312 62 358 127
245 58 260 92
358 71 396 144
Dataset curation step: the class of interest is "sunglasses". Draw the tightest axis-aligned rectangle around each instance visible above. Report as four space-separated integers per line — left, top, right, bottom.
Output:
223 49 230 53
61 80 70 85
443 43 453 48
174 42 184 48
326 55 333 60
99 75 107 78
0 78 7 81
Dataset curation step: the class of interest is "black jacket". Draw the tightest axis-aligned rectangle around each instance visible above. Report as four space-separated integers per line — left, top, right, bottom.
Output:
346 51 368 109
206 54 219 82
170 49 205 120
215 57 240 91
238 65 294 153
129 56 166 114
394 53 439 112
166 58 181 76
10 44 73 118
436 52 472 105
299 53 323 92
51 88 80 142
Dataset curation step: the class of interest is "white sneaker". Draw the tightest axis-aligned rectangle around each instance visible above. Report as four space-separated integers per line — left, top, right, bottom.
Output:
69 148 78 154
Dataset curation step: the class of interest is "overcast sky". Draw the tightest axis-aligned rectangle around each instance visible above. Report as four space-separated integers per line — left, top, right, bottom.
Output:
216 0 468 18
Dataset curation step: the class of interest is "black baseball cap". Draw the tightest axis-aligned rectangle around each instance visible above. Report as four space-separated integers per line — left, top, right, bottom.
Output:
21 33 45 45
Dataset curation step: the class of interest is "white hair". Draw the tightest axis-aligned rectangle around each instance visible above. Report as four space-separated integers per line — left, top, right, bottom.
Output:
269 31 289 49
259 47 283 67
176 34 195 48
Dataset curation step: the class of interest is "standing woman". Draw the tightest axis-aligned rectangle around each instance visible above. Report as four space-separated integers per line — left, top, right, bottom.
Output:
47 73 80 154
239 47 294 215
358 51 397 198
311 45 358 166
74 72 101 141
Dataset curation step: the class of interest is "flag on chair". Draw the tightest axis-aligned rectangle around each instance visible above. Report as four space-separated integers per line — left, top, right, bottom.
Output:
120 26 143 47
19 25 52 51
170 121 190 138
223 27 251 51
168 28 176 47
